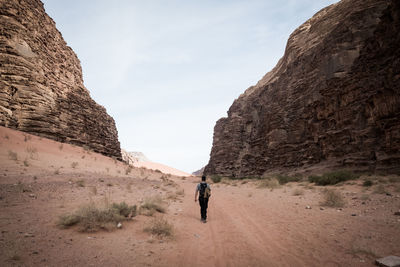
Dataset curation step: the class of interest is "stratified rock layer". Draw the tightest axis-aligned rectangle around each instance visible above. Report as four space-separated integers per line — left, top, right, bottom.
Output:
205 0 400 177
0 0 121 159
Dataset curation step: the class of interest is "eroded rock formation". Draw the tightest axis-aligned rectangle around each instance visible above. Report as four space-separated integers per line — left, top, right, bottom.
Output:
205 0 400 176
0 0 121 159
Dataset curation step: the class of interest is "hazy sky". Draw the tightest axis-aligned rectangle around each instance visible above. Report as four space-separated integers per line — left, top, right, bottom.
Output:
42 0 338 173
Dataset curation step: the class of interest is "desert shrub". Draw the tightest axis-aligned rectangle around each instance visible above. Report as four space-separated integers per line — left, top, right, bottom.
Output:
125 165 133 175
321 189 346 207
308 170 358 185
140 196 165 215
276 174 302 184
374 184 387 194
111 202 137 217
71 162 78 169
57 201 136 232
144 217 173 237
8 150 18 161
211 175 222 183
363 180 373 187
292 188 304 196
23 134 31 142
26 146 38 159
23 158 29 167
257 178 280 190
76 179 85 187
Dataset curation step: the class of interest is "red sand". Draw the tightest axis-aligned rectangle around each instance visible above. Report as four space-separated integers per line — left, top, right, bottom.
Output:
1 126 399 266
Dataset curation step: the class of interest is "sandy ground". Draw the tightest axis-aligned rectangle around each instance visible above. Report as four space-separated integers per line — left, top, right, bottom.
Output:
1 126 400 266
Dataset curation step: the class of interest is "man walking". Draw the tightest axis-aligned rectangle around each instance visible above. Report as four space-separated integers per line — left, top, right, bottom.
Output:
195 175 211 223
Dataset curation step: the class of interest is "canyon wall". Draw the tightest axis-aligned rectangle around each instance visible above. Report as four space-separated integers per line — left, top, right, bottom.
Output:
205 0 400 176
0 0 121 159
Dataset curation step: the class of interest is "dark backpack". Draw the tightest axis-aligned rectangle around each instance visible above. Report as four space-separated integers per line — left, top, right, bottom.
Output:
199 183 210 198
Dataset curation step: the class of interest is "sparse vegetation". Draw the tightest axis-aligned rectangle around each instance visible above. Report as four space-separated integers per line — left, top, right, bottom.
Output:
9 254 21 261
211 175 222 183
320 189 346 207
8 150 18 161
23 158 29 167
76 179 85 187
363 180 373 187
275 174 302 184
23 134 31 142
71 162 78 169
125 165 133 175
257 178 280 191
26 146 38 159
360 194 370 201
4 134 9 139
57 201 136 232
106 183 113 187
373 184 387 194
54 169 60 175
144 217 173 237
388 176 399 183
140 196 166 215
308 170 358 186
292 188 304 196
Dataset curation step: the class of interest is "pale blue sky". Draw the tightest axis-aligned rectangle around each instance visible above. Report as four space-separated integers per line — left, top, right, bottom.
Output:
42 0 338 173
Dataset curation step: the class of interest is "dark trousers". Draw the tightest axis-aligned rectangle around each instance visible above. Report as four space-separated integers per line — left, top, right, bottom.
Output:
199 197 209 220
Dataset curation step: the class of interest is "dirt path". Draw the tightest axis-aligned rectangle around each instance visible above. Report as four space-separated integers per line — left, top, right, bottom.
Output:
159 178 400 267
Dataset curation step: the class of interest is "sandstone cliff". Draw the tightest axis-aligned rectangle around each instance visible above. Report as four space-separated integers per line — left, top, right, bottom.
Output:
205 0 400 177
0 0 121 159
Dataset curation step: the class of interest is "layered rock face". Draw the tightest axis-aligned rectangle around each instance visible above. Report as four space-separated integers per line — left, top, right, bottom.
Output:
205 0 400 176
0 0 121 159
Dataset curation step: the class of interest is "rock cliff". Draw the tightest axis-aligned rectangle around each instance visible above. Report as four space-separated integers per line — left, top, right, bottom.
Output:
0 0 121 159
205 0 400 177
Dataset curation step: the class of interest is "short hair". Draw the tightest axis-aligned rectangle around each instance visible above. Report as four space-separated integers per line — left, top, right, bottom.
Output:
201 175 206 181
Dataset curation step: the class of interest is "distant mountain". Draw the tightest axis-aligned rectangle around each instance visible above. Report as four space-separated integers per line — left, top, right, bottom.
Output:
121 150 149 165
122 149 191 177
192 167 205 176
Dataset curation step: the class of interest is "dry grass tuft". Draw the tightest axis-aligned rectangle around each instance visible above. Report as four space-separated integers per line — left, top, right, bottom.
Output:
26 146 38 159
71 162 78 169
257 178 280 191
373 184 387 194
144 217 173 237
125 165 133 175
292 188 304 196
57 201 136 232
320 189 346 207
76 179 85 187
8 150 18 161
140 196 166 215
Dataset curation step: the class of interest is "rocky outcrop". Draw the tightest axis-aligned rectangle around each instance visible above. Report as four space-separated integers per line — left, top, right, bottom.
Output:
205 0 400 177
121 150 149 165
0 0 121 159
